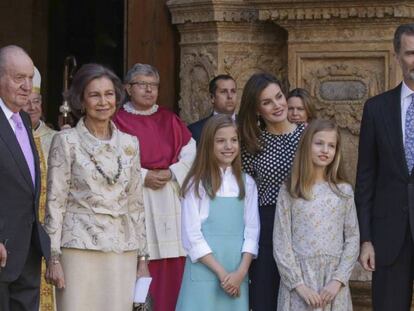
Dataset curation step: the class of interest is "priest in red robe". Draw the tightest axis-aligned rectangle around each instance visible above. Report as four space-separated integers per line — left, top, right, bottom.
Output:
114 63 196 311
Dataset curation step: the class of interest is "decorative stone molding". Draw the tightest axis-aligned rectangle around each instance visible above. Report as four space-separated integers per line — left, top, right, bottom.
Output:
249 1 414 25
167 0 258 24
178 49 217 123
302 62 384 135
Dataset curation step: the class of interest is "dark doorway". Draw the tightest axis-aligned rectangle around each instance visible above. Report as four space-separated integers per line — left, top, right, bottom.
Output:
47 0 124 127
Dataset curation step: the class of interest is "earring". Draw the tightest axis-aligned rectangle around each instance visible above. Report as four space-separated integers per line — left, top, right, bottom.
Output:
257 115 261 127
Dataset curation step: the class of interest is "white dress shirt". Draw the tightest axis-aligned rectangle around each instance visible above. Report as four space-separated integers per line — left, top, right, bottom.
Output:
0 98 16 132
181 167 260 262
401 81 414 144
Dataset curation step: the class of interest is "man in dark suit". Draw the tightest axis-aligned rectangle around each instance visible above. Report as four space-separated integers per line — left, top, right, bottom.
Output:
0 45 50 311
188 74 237 144
356 24 414 311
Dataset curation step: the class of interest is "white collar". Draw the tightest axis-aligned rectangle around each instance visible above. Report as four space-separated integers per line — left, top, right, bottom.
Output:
123 101 159 116
401 81 414 101
220 166 233 176
0 98 14 121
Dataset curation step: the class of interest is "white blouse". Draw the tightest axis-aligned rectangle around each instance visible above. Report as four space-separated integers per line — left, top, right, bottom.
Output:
181 168 260 262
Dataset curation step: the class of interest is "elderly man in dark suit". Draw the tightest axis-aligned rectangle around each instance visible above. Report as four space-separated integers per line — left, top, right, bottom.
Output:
0 45 50 311
356 23 414 311
188 74 237 145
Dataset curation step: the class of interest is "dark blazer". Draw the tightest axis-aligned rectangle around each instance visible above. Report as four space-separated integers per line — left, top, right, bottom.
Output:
355 83 413 267
188 114 212 145
0 108 50 282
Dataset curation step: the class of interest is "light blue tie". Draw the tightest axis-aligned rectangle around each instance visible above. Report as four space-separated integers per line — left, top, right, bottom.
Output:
405 94 414 173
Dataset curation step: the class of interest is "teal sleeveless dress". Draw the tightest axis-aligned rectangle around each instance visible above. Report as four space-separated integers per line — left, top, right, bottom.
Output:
176 194 249 311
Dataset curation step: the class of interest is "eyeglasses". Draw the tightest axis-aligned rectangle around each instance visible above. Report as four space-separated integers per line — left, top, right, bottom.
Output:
129 81 160 90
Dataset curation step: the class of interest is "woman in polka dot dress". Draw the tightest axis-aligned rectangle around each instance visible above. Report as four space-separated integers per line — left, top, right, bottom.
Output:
238 73 305 311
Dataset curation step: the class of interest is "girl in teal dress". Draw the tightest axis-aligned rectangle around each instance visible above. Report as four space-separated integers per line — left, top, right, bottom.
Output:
176 115 260 311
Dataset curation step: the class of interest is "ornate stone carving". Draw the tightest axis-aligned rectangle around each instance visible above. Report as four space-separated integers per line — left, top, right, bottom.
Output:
302 62 385 135
178 49 216 124
256 2 414 24
167 0 258 24
223 49 288 96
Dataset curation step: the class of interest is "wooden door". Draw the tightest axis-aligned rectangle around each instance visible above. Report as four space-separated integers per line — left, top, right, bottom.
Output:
125 0 180 112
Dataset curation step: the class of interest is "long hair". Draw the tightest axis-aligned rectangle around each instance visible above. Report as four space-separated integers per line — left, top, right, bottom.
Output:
238 73 283 155
287 119 348 200
181 114 245 200
287 88 316 121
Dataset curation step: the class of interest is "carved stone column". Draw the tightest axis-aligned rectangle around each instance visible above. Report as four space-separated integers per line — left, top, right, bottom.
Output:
167 0 288 124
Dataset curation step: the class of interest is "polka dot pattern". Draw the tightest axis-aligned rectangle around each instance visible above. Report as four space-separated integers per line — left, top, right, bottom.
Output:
242 124 305 207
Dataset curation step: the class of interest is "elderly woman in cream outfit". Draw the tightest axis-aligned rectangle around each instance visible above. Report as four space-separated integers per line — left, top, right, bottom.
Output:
45 63 149 311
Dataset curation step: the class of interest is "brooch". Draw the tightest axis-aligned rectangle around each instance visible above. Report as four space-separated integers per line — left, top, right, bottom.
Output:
124 145 135 156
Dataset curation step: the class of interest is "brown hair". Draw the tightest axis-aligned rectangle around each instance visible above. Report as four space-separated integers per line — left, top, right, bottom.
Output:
394 23 414 53
67 63 124 118
287 88 316 122
238 73 283 154
287 119 348 200
181 114 245 200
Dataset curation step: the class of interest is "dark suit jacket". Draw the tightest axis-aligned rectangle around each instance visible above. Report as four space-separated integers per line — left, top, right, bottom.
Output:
356 83 414 267
188 115 212 145
0 108 50 282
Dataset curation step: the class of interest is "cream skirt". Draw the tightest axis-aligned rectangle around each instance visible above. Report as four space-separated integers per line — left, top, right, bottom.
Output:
56 248 137 311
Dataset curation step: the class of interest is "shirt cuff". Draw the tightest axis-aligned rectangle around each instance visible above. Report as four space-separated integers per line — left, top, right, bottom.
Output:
242 239 259 258
188 242 212 263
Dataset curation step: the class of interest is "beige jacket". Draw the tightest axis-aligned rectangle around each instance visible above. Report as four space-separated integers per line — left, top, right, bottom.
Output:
44 118 147 257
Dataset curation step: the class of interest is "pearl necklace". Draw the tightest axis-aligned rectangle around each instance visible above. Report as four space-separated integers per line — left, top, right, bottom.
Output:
124 102 159 116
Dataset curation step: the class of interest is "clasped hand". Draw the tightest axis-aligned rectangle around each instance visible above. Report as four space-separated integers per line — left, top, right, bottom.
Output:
295 280 342 308
144 169 172 190
220 270 245 297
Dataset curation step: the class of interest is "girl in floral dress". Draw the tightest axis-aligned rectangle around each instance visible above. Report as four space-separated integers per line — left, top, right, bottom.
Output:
273 119 360 311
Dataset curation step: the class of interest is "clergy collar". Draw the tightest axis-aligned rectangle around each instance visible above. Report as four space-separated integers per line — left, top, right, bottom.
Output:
123 101 159 116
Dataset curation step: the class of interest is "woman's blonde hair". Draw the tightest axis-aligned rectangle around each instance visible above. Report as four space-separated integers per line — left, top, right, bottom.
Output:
287 119 348 200
181 115 245 200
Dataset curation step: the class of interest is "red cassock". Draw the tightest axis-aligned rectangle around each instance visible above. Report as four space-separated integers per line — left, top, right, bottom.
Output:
114 105 192 311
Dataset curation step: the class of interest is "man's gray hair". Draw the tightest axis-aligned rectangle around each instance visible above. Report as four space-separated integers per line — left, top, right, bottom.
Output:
0 45 30 77
124 63 160 84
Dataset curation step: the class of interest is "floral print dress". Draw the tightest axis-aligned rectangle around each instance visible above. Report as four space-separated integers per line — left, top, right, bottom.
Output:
273 182 360 311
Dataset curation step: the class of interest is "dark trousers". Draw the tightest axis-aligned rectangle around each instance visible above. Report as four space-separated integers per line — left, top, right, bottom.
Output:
249 206 280 311
372 228 414 311
0 244 41 311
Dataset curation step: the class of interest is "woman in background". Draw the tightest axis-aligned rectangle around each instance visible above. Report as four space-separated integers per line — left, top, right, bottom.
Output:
287 88 316 124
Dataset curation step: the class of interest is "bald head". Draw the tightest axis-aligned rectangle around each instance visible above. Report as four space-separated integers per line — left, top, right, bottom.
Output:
0 45 34 112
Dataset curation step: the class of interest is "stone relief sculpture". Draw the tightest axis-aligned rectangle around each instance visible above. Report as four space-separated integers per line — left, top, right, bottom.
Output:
179 50 216 124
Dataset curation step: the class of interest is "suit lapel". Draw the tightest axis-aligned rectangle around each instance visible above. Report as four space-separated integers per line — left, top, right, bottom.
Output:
21 111 40 196
381 83 409 178
0 108 35 192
